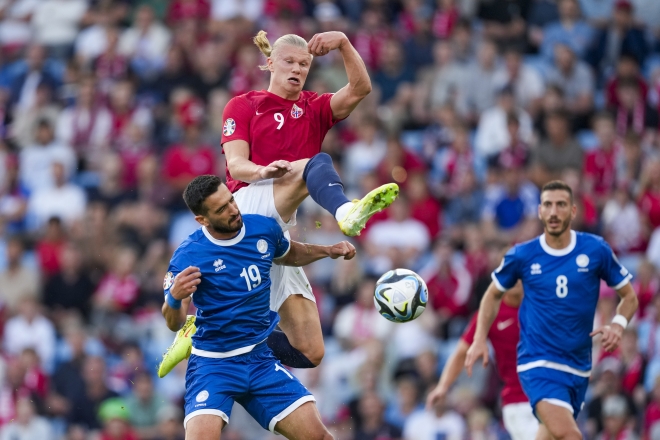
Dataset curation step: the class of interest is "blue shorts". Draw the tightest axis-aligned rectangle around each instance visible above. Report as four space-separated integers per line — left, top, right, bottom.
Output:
184 343 314 432
518 367 589 420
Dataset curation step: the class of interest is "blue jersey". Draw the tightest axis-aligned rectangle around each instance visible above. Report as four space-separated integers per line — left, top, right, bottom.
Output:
492 230 632 373
164 214 291 353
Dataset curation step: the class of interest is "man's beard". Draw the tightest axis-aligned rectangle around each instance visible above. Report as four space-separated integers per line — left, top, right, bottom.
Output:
543 215 571 237
210 214 243 234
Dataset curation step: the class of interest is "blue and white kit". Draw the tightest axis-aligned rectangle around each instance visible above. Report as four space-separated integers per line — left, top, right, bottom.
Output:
492 230 632 418
164 214 314 430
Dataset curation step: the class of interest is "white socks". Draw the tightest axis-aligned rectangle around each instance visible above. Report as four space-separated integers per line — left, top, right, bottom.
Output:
335 202 353 222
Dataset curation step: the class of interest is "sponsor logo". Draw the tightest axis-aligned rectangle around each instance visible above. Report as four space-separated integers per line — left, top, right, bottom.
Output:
223 118 236 136
531 263 542 275
261 253 271 259
213 259 226 272
497 318 515 331
196 390 209 402
257 239 268 253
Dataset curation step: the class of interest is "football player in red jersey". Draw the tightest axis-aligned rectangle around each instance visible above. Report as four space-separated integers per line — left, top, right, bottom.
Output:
158 30 399 377
426 284 539 440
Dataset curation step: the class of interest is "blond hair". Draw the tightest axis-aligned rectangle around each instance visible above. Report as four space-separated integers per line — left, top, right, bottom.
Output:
253 30 309 71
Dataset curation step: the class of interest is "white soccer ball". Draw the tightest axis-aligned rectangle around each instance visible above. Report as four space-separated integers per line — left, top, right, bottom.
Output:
374 268 428 323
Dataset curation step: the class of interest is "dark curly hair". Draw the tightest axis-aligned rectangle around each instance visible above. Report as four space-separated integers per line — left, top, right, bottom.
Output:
183 175 223 215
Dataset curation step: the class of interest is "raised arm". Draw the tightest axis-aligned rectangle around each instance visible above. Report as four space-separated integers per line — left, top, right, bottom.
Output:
464 282 505 376
590 282 639 352
274 240 356 267
162 266 199 331
308 32 372 120
223 140 293 183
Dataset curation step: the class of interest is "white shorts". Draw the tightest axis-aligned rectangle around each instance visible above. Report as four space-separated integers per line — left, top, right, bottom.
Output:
234 179 315 311
502 402 539 440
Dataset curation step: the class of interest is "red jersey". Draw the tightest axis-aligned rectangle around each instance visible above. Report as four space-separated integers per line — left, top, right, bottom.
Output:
462 303 527 406
221 90 339 193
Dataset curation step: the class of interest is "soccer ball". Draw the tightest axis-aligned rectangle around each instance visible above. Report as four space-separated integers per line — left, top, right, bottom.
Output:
374 268 428 323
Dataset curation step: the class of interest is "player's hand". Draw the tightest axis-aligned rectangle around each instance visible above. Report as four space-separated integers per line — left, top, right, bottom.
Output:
170 266 201 300
590 324 624 353
425 384 448 410
258 160 293 179
465 340 489 377
308 32 348 56
328 241 356 260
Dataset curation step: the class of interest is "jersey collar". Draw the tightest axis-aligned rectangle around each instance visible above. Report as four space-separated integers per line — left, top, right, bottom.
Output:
539 230 576 257
202 224 246 246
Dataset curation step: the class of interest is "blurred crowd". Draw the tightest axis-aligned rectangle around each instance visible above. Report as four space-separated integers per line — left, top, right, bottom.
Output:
4 0 660 439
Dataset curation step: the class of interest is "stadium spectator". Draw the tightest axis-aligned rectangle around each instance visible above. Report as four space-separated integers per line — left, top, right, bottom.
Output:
596 394 639 440
3 297 56 373
353 391 402 440
403 391 466 440
373 39 415 105
493 47 545 117
26 161 86 230
19 119 76 193
610 78 658 137
0 396 54 440
0 237 40 316
125 371 166 439
66 356 118 430
119 6 171 80
541 0 594 62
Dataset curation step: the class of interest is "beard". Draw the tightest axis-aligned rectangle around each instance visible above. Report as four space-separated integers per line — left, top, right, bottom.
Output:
542 215 571 237
209 214 243 234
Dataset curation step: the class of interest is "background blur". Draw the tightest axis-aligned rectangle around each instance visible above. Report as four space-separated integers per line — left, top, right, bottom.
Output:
2 0 660 439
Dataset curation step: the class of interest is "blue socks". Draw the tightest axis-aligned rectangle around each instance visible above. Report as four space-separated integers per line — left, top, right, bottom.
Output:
303 153 351 218
266 330 316 369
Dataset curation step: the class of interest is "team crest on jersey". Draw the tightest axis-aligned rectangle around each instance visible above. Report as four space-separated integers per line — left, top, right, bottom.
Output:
213 259 226 272
291 104 303 119
576 254 589 272
257 239 268 253
530 263 542 275
223 118 236 136
196 390 209 402
163 272 174 290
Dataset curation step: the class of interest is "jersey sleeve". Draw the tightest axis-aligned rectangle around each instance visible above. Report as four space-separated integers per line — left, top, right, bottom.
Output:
221 96 254 145
311 92 342 132
163 247 188 297
598 239 633 290
266 218 291 259
461 313 479 345
491 246 521 292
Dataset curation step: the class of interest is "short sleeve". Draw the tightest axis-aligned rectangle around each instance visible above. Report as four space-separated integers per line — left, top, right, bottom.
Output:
221 96 254 145
310 93 340 133
461 313 478 345
599 239 633 290
491 246 521 292
163 248 187 296
267 219 290 259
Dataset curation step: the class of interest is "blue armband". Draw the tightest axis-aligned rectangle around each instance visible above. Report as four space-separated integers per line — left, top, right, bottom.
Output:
165 293 182 310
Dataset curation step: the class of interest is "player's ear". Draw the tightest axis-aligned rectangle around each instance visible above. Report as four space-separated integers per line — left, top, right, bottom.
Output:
267 57 274 72
194 215 209 227
537 204 542 220
571 203 577 219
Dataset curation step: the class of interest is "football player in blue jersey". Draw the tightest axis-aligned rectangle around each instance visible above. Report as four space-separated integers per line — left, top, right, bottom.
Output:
465 180 639 440
162 175 354 439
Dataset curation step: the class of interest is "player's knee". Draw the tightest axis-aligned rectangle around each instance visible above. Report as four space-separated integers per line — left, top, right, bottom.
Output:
300 343 324 366
554 427 582 440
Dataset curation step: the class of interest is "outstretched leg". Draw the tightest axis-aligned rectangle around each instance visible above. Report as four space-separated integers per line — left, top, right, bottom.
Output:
185 414 225 440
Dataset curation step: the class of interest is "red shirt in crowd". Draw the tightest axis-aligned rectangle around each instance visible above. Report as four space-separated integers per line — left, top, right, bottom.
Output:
94 274 140 312
163 144 216 184
410 196 442 239
376 150 426 190
426 266 471 317
432 6 459 39
36 239 64 278
166 0 210 24
645 400 660 439
221 90 340 193
462 303 528 406
633 278 658 319
639 190 660 229
584 146 618 196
